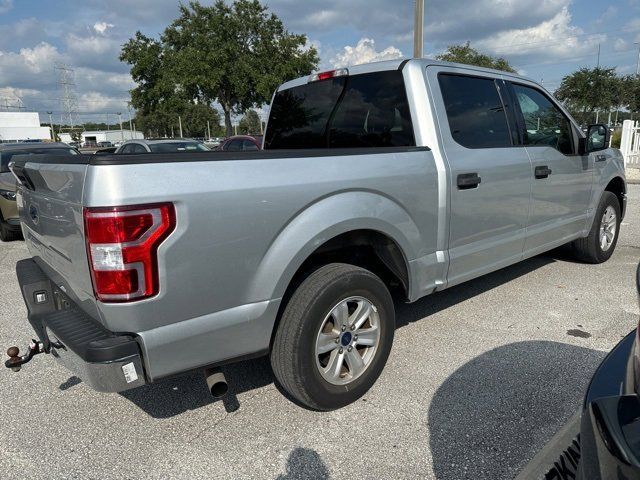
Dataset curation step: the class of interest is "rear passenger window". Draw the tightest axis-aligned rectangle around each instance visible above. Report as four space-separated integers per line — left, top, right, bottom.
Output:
438 74 512 149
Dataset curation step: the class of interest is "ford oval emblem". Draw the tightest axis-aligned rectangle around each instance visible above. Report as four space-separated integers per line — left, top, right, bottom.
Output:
29 204 39 225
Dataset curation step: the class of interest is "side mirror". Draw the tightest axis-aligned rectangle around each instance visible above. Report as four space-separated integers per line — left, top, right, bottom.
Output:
582 124 610 154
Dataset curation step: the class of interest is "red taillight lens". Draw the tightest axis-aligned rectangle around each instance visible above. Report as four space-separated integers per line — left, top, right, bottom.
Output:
309 68 349 83
84 203 175 302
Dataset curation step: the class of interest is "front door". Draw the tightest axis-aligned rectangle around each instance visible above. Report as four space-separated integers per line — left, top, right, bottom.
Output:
508 82 593 255
430 69 532 287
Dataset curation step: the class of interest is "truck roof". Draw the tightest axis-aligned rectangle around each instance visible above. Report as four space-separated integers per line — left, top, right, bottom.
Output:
278 57 536 92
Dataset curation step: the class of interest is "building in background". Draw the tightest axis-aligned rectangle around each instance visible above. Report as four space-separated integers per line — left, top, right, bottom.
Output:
81 130 144 145
0 112 52 142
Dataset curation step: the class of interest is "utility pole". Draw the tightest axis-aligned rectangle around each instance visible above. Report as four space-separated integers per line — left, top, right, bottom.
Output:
178 116 183 138
117 112 124 142
596 43 601 68
127 105 133 134
171 125 174 138
635 42 640 76
413 0 424 59
207 120 211 139
47 111 54 141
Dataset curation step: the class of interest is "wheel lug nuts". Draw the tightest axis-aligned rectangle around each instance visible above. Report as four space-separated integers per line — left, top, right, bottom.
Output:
335 338 340 343
341 325 346 331
339 348 344 354
350 324 355 330
354 335 358 340
347 346 353 352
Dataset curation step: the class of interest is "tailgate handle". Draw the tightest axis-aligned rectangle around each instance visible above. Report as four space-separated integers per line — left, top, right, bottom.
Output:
457 173 481 190
535 166 552 179
9 162 35 190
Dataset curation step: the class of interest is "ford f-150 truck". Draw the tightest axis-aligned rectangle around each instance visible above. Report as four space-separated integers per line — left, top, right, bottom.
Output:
5 59 627 411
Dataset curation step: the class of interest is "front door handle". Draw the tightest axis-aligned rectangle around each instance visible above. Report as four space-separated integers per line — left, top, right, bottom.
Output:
535 166 552 179
457 173 481 190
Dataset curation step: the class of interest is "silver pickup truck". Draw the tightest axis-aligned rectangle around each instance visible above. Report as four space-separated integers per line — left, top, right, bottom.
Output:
5 59 627 411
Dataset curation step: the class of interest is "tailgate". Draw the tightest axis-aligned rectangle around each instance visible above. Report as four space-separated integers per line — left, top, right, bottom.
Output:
11 156 100 318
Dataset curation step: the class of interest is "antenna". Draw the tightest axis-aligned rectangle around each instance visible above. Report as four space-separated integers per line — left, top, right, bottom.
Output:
54 63 80 129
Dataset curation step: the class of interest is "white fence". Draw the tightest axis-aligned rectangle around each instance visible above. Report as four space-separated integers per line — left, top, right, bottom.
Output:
620 119 640 169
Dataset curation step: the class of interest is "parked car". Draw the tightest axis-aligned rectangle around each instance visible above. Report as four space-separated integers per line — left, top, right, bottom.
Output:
4 59 627 411
573 263 640 479
205 137 224 147
0 142 80 241
115 139 210 154
97 141 113 148
216 135 262 151
95 147 117 154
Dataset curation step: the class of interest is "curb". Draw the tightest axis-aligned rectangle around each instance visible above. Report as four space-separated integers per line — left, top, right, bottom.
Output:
628 179 640 185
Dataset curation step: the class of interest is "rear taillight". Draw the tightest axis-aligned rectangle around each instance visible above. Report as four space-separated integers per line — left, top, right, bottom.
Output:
84 203 175 302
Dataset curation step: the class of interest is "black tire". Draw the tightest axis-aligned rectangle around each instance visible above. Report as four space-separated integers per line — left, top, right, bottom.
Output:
271 263 395 411
0 219 20 242
573 191 621 264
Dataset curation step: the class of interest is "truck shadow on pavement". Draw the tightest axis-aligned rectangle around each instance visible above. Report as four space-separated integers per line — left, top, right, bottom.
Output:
114 250 568 418
427 340 606 480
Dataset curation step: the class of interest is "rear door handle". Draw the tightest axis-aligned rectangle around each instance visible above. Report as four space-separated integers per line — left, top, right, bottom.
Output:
534 166 552 179
457 173 481 190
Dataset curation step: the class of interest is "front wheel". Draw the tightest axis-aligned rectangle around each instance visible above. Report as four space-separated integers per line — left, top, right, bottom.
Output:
573 191 621 264
271 263 395 411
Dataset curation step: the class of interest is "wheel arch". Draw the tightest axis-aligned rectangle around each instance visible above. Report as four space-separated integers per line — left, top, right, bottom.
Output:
604 176 626 219
247 191 422 306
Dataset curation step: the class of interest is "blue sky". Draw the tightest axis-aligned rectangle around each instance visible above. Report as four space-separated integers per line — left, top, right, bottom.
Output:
0 0 635 123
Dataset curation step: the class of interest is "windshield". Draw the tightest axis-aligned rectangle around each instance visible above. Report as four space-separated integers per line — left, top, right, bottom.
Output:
0 147 78 172
148 142 209 153
264 70 415 149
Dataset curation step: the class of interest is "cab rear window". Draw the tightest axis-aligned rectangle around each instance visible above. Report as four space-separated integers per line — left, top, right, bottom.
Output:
265 70 415 149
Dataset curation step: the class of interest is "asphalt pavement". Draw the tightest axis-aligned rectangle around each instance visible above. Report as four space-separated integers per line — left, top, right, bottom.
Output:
1 186 639 480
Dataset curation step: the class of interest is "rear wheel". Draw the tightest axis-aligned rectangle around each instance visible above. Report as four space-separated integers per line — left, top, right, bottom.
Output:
573 191 620 264
271 263 395 411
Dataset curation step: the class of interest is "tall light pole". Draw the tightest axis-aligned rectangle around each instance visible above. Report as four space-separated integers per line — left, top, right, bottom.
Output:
47 111 54 141
127 105 134 135
413 0 425 59
635 42 640 76
178 116 183 138
117 112 124 142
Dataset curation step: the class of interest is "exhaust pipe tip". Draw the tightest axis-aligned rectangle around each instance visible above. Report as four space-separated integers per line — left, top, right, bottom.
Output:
205 368 228 398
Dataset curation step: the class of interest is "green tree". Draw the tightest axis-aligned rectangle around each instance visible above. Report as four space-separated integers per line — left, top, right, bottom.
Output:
238 109 262 134
436 42 516 73
623 75 640 117
121 0 318 137
555 67 618 124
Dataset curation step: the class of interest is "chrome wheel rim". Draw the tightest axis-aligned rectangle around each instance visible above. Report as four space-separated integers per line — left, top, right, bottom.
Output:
599 206 617 252
314 296 381 386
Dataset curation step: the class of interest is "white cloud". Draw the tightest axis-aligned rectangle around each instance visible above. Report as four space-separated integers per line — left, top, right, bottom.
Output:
614 38 629 52
474 8 605 64
332 38 403 68
93 22 114 35
0 0 13 14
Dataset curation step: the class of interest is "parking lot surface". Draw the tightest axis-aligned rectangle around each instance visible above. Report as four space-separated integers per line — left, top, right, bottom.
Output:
1 186 638 480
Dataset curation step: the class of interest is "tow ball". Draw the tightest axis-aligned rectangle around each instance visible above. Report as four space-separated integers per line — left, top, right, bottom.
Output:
5 340 47 372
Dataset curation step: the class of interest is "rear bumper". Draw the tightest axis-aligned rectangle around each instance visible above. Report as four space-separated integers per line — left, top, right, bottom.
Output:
578 331 640 479
16 258 146 392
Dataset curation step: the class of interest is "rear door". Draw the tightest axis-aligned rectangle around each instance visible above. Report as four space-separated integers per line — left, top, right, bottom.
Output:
428 68 532 286
507 81 593 254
